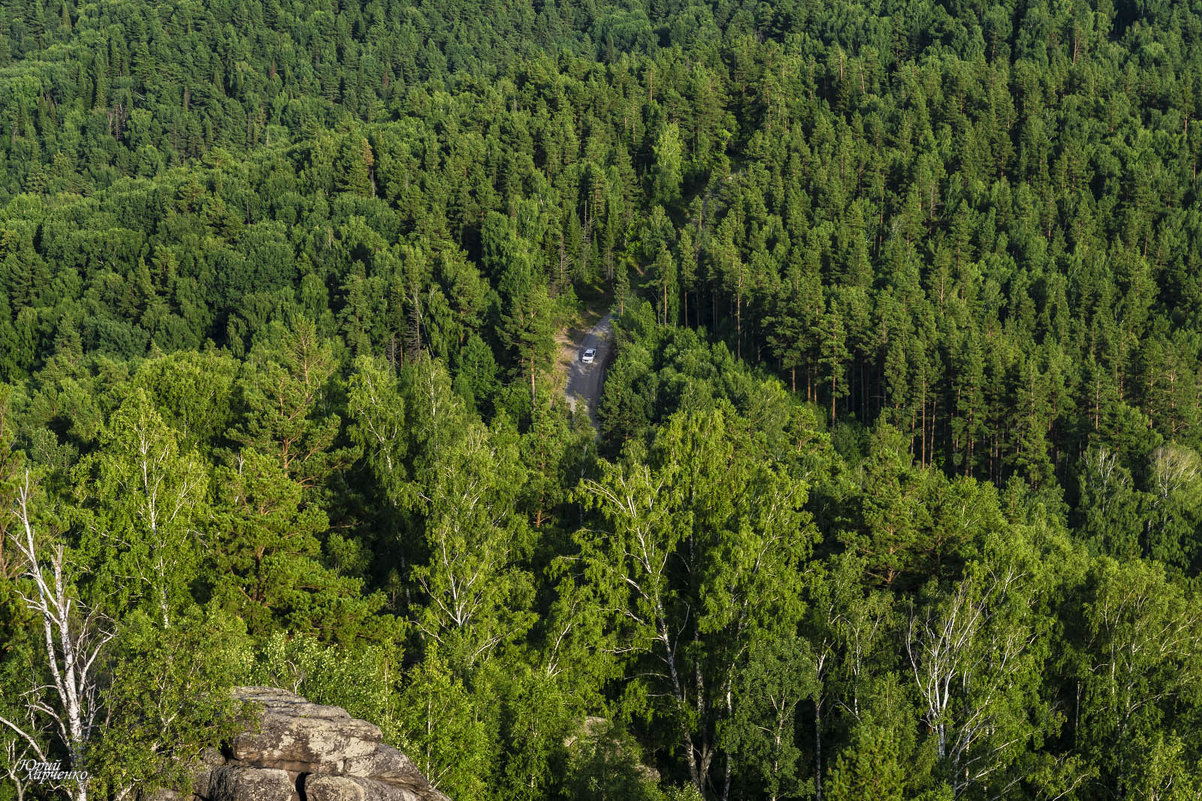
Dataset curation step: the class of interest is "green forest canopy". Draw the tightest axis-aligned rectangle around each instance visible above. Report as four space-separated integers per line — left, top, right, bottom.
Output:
1 0 1201 799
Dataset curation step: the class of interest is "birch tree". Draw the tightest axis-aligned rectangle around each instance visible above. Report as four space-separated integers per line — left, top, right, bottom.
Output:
347 355 408 511
1073 558 1202 797
905 538 1050 798
410 420 533 671
0 383 22 580
88 609 251 801
1 473 112 801
577 408 815 799
724 632 819 801
75 389 207 627
806 553 899 800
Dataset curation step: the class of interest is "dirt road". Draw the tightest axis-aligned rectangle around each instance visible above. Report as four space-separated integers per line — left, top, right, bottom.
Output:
564 312 613 429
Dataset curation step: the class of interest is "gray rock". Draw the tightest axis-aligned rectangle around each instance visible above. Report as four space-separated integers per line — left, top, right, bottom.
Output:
354 777 430 801
230 687 382 774
153 687 450 801
343 744 425 785
193 747 228 798
302 776 365 801
208 766 295 801
305 776 425 801
232 688 372 728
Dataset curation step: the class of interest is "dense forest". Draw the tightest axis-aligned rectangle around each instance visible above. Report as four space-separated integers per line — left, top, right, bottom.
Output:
1 0 1201 798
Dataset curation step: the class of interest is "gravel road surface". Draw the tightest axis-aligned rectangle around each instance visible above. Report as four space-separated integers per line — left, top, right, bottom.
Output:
565 312 613 429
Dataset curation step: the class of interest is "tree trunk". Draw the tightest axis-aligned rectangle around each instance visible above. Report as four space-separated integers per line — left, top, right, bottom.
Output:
529 355 537 406
736 293 742 360
831 371 837 427
814 696 823 801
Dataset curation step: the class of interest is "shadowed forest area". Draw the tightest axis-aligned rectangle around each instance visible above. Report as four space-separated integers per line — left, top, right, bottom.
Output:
0 0 1201 799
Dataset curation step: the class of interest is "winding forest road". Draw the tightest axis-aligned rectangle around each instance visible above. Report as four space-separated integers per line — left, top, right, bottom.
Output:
564 312 613 430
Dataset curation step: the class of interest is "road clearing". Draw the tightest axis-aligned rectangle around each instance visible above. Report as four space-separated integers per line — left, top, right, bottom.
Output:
562 312 613 430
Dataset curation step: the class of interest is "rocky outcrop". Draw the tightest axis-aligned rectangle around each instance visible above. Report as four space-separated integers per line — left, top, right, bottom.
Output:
152 687 449 801
228 688 385 775
208 766 294 801
305 776 430 801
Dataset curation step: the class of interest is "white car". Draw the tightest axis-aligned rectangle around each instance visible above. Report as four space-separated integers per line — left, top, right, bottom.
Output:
581 348 597 364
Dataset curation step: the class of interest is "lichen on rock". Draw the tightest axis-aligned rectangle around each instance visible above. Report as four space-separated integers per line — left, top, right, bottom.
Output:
147 687 448 801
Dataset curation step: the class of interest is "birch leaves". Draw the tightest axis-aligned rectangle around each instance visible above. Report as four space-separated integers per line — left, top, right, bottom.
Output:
351 356 535 670
410 420 533 669
76 389 207 628
577 408 817 798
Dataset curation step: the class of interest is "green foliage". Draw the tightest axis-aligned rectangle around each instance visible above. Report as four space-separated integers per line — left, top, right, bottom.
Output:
210 446 383 642
235 318 355 492
577 407 817 794
409 417 534 670
90 608 252 798
826 719 908 801
562 718 662 801
397 654 497 801
496 666 574 801
2 0 1202 798
250 631 403 741
724 633 818 800
1067 558 1202 796
74 388 208 625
